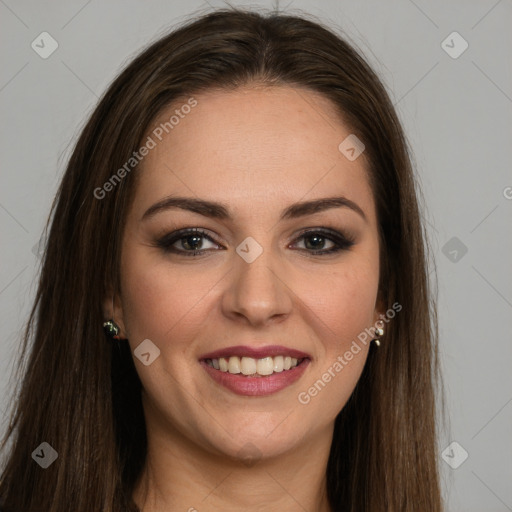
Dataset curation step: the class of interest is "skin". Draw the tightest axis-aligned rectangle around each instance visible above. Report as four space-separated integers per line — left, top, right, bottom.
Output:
106 85 384 512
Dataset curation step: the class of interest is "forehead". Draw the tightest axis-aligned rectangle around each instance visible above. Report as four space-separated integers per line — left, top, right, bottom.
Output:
132 86 376 224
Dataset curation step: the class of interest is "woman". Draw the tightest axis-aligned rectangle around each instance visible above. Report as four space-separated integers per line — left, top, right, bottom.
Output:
0 7 444 512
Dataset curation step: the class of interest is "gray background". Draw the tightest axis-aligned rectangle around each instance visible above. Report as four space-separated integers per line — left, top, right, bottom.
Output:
1 1 511 510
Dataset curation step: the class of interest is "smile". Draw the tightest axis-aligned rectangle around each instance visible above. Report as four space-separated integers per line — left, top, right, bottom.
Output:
199 345 311 396
205 355 303 377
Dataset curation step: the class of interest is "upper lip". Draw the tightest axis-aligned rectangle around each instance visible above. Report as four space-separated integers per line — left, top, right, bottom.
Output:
199 345 311 361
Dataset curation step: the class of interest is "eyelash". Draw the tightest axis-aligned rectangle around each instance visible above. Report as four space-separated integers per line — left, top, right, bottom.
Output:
154 227 355 257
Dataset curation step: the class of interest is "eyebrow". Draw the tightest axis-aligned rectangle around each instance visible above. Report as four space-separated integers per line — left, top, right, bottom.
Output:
141 195 367 223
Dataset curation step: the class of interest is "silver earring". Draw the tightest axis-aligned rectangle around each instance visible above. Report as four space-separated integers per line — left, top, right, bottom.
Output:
373 325 384 347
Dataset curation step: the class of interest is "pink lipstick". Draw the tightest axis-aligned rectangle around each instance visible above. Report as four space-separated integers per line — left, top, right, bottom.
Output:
198 345 311 396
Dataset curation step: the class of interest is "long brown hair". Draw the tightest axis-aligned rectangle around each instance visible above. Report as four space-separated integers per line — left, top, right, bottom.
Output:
0 7 444 511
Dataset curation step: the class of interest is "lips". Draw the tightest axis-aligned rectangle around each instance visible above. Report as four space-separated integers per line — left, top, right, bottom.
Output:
198 345 311 396
199 344 311 361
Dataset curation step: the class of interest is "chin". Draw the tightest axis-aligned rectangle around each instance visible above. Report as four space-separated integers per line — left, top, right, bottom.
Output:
204 414 310 463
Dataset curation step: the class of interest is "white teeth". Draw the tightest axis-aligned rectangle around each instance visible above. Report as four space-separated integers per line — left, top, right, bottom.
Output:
241 356 257 375
219 357 229 372
273 355 284 372
257 357 274 376
228 356 241 374
208 355 303 376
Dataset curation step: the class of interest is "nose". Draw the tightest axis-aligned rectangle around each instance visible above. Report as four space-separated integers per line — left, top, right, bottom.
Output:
221 244 293 327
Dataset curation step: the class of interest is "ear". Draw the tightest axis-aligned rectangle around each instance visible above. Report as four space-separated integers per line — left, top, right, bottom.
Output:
102 289 127 339
372 294 386 327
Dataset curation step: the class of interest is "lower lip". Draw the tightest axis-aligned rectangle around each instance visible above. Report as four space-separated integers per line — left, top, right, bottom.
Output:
200 359 310 396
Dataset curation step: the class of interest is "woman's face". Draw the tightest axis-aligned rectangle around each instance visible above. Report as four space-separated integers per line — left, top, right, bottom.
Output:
115 85 383 461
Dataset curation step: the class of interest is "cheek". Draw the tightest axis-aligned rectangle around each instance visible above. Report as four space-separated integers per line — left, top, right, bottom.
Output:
120 245 175 343
300 261 379 346
294 259 378 409
119 249 220 348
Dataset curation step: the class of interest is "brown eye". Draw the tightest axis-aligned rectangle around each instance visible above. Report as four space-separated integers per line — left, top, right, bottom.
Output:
291 228 355 255
155 227 355 258
156 228 222 256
